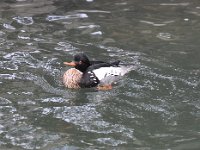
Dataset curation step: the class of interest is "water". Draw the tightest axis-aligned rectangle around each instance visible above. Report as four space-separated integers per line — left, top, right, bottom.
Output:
0 0 200 149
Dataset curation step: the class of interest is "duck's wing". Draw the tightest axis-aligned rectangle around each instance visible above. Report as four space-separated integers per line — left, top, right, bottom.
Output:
79 70 100 88
79 61 124 88
78 62 115 88
92 66 128 81
90 63 131 85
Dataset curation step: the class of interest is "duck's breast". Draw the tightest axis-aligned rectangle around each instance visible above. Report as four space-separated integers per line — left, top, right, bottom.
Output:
63 68 82 88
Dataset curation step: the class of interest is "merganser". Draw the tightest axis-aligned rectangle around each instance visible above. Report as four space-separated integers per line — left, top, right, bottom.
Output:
63 53 132 90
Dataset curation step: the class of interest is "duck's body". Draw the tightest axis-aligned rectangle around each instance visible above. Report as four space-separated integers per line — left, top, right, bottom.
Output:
63 53 133 89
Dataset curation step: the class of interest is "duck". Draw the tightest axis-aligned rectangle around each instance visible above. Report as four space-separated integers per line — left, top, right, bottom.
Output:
63 53 133 90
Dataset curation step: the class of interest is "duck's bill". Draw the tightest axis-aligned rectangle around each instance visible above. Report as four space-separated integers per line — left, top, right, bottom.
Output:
63 61 76 67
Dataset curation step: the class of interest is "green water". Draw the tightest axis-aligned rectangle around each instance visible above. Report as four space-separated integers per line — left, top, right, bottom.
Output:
0 0 199 149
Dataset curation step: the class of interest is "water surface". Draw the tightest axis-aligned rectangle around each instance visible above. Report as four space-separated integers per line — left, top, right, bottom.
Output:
0 0 200 149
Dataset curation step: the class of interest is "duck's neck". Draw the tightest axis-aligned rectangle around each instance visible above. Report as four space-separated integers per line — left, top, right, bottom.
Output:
75 63 90 73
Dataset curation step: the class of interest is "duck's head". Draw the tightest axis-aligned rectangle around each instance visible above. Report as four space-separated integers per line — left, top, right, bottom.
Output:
64 53 90 72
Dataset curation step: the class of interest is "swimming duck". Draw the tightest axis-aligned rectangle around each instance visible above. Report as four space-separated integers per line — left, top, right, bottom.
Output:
63 53 132 90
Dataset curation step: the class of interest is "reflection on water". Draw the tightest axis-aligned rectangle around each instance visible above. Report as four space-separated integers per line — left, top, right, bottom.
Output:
0 0 200 149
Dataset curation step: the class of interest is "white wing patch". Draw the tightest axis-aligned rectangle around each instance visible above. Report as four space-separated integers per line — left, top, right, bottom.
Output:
93 66 132 85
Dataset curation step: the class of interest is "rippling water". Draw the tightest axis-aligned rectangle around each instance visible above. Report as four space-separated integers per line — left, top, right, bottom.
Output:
0 0 200 149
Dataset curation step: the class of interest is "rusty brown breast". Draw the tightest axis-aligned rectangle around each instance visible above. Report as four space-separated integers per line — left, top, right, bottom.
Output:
63 68 83 89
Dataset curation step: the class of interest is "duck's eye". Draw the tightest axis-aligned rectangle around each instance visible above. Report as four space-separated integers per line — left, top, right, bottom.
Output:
74 55 80 62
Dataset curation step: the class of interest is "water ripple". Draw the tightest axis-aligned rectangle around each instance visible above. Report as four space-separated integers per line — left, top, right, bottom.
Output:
160 3 190 6
0 97 12 105
0 38 6 45
5 124 60 149
96 138 127 146
18 34 31 40
3 23 16 30
0 31 5 36
41 97 66 103
46 13 88 21
46 105 135 145
13 16 34 25
91 31 102 35
0 73 17 80
0 61 18 70
74 10 111 13
156 32 177 41
140 20 167 27
78 24 100 29
55 42 78 51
